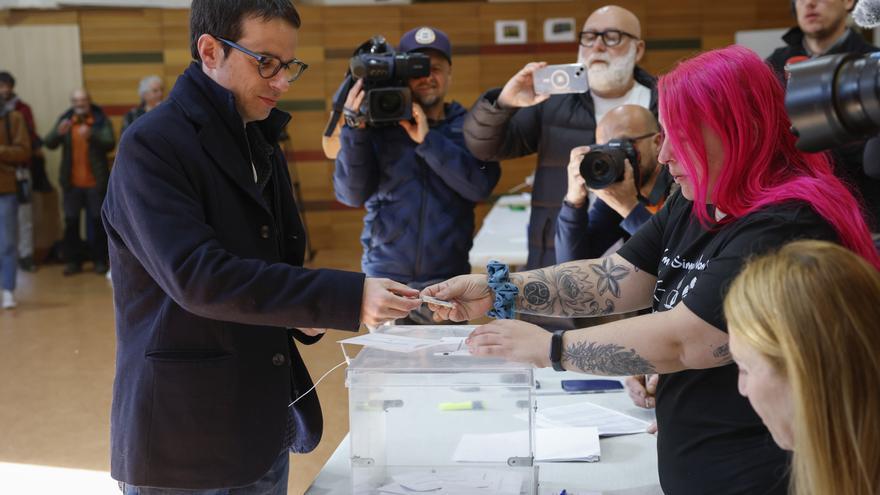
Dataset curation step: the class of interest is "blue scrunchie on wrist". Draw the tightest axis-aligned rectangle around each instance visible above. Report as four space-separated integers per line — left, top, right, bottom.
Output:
487 260 518 319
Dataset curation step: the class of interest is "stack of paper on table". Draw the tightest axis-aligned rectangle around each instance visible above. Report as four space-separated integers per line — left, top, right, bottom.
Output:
534 402 651 437
452 427 600 463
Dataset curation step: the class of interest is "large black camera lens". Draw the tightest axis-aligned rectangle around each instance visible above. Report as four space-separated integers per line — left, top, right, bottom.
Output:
580 147 629 189
786 52 880 152
377 91 402 113
366 87 413 123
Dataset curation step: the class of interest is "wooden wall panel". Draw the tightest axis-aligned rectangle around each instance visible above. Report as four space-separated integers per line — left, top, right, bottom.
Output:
1 0 798 256
79 9 163 53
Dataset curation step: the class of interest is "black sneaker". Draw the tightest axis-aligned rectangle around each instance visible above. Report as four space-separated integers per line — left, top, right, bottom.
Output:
18 256 36 272
94 261 109 275
63 263 82 276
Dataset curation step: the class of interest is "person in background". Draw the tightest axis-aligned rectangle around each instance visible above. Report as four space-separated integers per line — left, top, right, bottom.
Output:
464 5 656 270
0 71 41 273
556 104 672 263
767 0 880 229
334 26 500 324
0 101 31 309
45 88 115 276
121 75 165 136
725 239 880 495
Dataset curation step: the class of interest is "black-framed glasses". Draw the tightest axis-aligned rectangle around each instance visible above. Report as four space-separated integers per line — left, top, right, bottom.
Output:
627 132 658 142
578 29 640 48
215 36 308 83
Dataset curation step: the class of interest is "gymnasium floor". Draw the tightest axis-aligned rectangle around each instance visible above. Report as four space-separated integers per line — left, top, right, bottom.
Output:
0 248 361 494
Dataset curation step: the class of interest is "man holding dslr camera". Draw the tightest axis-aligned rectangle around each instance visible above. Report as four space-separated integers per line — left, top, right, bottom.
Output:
556 104 672 263
334 27 500 324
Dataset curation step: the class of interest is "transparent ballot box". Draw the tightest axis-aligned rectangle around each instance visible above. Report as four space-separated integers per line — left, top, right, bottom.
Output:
346 325 537 495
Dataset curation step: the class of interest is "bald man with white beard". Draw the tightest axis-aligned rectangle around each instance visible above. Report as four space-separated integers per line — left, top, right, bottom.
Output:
463 5 656 330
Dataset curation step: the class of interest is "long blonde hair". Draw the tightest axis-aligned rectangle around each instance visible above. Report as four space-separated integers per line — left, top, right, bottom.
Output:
724 240 880 495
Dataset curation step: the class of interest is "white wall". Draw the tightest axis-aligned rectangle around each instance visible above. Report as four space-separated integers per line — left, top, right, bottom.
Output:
0 24 82 189
735 28 789 60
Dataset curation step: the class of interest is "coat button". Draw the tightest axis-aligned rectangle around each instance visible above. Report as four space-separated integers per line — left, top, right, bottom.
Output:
272 353 286 366
260 225 271 239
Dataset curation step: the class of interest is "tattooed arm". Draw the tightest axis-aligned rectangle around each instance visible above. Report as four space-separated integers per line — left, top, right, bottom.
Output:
466 301 732 375
421 254 655 322
510 254 656 317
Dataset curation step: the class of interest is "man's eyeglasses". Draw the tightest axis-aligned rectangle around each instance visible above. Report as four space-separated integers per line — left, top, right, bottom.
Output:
628 132 658 142
215 36 308 83
579 29 640 48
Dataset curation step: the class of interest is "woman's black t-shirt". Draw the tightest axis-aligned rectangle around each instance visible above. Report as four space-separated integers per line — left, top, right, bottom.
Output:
617 191 838 495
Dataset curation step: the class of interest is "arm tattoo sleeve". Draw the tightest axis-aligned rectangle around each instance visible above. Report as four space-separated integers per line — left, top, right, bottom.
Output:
563 341 657 375
511 258 631 317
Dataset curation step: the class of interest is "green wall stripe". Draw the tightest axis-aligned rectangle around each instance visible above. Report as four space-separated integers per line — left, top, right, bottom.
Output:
279 100 326 112
82 52 164 64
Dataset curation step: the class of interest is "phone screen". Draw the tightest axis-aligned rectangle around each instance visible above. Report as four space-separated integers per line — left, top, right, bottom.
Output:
560 379 624 393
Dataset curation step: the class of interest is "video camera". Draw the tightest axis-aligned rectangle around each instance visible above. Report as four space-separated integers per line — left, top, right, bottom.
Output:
579 139 643 190
786 52 880 152
349 37 430 124
325 36 430 133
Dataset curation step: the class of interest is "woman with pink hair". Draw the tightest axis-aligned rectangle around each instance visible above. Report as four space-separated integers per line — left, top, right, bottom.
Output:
422 45 880 494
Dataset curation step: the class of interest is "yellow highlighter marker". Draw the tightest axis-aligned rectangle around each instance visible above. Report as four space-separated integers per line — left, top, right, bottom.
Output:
438 400 484 411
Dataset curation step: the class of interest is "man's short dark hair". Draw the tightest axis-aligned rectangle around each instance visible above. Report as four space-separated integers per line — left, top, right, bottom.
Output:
189 0 302 62
0 71 14 87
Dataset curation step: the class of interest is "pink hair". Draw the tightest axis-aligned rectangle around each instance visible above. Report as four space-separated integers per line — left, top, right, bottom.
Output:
658 45 880 269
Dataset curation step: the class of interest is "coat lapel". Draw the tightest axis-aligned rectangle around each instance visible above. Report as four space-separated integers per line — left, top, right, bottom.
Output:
198 123 269 212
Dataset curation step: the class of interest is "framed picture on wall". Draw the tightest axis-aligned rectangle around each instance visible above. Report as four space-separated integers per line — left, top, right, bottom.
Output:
544 17 576 43
495 20 527 44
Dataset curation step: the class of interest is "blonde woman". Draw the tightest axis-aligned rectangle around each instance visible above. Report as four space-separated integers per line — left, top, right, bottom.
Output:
725 240 880 495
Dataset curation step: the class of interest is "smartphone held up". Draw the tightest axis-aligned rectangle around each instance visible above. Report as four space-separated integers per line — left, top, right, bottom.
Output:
533 63 589 95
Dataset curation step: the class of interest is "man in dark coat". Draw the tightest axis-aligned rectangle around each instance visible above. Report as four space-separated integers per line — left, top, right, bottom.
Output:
102 1 421 493
463 6 657 271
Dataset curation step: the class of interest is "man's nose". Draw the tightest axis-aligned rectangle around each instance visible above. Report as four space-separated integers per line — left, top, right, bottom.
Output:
270 71 290 93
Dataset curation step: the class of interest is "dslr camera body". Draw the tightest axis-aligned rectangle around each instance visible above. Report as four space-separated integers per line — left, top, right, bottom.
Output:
348 36 430 125
579 138 642 190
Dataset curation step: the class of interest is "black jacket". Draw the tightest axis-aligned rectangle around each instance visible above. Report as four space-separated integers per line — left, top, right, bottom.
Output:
102 63 365 489
767 27 880 228
463 68 658 268
334 102 500 283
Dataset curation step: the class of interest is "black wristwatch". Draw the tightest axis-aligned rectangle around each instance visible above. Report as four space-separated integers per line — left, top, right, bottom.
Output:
550 330 566 372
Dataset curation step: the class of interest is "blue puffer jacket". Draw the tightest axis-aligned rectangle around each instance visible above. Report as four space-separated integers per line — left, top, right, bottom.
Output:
334 102 501 284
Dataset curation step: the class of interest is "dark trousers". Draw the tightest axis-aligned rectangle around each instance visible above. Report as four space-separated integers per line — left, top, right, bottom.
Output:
63 186 107 264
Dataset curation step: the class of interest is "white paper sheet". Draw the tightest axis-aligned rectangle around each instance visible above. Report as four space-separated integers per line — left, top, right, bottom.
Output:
536 402 651 437
338 333 443 353
452 427 600 463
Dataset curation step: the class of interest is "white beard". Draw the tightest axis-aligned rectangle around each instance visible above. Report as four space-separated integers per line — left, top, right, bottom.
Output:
586 43 637 94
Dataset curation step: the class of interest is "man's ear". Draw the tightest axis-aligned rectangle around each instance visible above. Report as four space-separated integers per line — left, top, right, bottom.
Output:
635 40 646 64
197 34 222 69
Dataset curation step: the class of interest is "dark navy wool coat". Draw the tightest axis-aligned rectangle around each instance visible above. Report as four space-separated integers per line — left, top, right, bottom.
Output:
102 63 365 489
